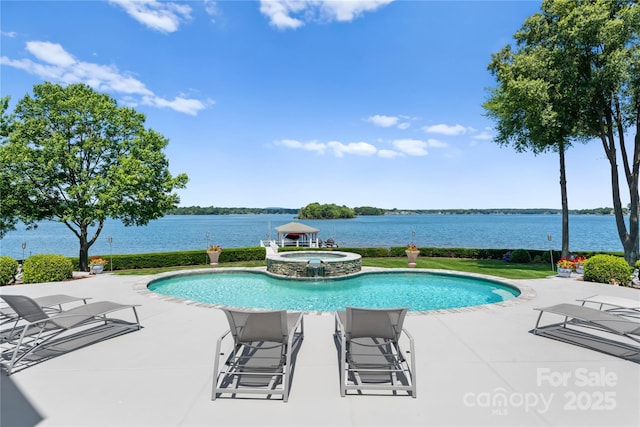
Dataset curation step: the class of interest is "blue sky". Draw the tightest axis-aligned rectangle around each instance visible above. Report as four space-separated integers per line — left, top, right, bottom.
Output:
0 0 622 210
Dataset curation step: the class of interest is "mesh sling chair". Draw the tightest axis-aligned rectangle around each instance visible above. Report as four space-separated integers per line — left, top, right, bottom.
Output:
334 306 416 397
0 294 141 374
532 303 640 361
577 295 640 319
1 294 90 326
212 308 304 402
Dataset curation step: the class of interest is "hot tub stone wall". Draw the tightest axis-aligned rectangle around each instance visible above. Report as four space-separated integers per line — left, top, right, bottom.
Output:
267 258 361 277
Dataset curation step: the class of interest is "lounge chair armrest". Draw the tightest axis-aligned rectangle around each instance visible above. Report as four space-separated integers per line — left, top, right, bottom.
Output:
285 313 304 350
290 312 304 333
216 329 232 344
334 310 346 335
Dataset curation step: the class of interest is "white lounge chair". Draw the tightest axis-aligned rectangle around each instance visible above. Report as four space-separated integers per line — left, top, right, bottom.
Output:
0 294 141 375
212 308 304 402
532 303 640 361
1 294 90 326
577 295 640 318
334 307 416 397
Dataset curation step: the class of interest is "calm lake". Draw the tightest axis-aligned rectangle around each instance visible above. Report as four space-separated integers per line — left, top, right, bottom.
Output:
0 214 624 259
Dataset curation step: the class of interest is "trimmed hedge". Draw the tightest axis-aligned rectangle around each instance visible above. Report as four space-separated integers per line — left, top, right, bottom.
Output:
73 247 267 271
22 254 73 284
0 256 19 286
510 249 532 264
50 246 620 272
583 254 633 286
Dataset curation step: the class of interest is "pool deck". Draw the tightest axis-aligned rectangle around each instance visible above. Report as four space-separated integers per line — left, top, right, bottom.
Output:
1 269 639 426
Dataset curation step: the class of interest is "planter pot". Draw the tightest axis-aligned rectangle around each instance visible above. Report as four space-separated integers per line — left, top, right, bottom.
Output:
574 264 584 274
406 250 419 268
91 264 104 274
207 251 221 267
557 267 572 278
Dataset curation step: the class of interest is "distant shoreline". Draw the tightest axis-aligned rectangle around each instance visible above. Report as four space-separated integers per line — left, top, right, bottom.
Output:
168 207 620 216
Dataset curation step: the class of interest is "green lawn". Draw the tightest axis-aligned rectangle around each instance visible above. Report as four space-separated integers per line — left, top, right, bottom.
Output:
116 257 554 279
362 257 554 279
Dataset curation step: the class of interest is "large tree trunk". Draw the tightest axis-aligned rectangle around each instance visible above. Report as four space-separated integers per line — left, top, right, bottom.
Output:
559 143 570 258
603 107 640 265
68 220 104 272
79 225 89 271
623 116 640 264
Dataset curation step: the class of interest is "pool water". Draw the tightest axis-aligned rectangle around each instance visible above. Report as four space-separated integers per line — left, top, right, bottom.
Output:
279 252 346 260
147 271 520 312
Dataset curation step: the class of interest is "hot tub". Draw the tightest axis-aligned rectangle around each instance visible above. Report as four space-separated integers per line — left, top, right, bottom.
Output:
266 251 362 277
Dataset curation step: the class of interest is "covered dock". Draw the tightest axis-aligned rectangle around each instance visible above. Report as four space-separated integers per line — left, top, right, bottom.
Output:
274 221 320 248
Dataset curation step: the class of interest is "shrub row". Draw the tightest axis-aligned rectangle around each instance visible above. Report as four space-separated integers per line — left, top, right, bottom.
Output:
22 254 73 284
71 246 267 271
0 256 19 285
583 254 633 285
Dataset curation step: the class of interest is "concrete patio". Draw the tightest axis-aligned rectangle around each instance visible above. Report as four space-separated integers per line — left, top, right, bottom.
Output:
1 270 638 427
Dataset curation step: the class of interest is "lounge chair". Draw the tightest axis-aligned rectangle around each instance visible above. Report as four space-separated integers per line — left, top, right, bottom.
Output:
577 295 640 318
0 294 141 375
1 294 90 326
334 307 416 397
532 303 640 361
212 308 304 402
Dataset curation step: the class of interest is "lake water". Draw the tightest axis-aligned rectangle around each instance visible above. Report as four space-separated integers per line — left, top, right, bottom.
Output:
0 214 624 259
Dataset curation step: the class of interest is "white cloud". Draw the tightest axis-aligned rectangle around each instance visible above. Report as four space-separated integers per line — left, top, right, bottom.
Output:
367 114 413 129
275 139 326 154
1 31 17 38
259 1 305 29
423 123 470 136
278 139 303 148
275 139 377 157
27 41 76 67
392 139 428 156
1 41 207 115
427 138 448 148
328 141 377 157
142 95 210 115
276 137 440 158
204 0 220 21
259 0 394 30
109 0 191 33
319 0 395 22
378 149 400 158
473 131 493 140
367 114 398 128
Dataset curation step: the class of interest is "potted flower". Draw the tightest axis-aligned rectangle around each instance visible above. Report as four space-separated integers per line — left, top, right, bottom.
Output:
206 245 222 267
89 257 108 274
556 258 574 277
572 255 587 274
406 244 419 268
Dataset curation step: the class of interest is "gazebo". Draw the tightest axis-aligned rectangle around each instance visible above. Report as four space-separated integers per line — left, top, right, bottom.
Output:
274 222 320 248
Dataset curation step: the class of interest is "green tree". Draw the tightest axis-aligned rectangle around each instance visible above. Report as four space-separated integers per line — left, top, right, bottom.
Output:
354 206 385 216
0 96 20 238
484 11 580 258
485 0 640 263
298 202 355 219
558 0 639 264
0 83 188 270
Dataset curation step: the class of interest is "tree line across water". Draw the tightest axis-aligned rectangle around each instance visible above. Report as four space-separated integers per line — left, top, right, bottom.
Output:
167 204 621 218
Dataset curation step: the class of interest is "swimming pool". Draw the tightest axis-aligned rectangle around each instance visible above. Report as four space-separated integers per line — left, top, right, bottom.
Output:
147 270 521 312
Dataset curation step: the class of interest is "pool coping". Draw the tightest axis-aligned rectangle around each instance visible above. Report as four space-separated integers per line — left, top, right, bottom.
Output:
133 266 536 315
